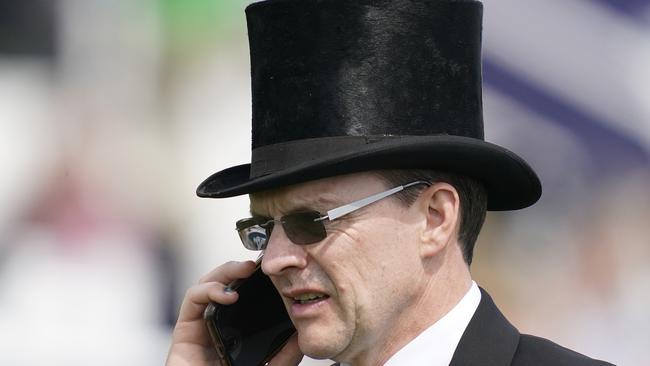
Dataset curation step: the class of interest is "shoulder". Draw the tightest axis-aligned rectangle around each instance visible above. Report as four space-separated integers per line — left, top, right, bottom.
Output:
512 334 615 366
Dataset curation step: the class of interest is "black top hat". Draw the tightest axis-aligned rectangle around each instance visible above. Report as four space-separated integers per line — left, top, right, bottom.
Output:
197 0 542 211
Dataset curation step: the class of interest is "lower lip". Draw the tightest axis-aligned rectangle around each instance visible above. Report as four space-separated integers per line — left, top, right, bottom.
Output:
290 297 331 318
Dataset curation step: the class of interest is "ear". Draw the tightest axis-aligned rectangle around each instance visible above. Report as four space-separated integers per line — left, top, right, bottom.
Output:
417 182 460 258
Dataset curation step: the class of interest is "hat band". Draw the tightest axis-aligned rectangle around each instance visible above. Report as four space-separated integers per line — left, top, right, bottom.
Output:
250 135 400 178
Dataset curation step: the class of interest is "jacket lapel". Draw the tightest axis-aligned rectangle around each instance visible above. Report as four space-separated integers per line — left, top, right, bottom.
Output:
449 287 520 366
332 288 519 366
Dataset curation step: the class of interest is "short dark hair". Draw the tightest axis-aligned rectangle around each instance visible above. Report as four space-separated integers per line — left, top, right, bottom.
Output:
374 170 487 265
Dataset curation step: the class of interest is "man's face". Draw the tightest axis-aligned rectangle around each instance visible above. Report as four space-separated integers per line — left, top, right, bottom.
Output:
251 172 429 362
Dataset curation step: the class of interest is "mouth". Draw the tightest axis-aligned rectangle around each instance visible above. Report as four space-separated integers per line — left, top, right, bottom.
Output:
284 289 332 318
292 293 330 305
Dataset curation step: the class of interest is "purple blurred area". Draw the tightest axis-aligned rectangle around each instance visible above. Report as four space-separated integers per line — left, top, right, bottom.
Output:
0 0 647 365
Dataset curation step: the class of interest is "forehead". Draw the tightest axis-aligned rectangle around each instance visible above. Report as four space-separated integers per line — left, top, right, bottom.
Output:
249 172 387 215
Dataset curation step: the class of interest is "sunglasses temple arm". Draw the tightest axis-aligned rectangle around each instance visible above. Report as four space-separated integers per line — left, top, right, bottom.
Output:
321 181 430 221
324 185 406 221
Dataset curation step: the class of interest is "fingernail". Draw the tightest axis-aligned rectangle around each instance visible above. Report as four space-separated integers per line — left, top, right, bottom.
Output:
224 287 234 293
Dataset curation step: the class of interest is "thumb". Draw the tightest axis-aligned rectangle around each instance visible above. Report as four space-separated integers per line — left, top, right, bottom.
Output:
266 333 303 366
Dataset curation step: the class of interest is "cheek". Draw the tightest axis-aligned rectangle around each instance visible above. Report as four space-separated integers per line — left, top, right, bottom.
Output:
332 222 416 297
355 220 419 268
347 220 421 301
311 233 365 315
316 217 421 311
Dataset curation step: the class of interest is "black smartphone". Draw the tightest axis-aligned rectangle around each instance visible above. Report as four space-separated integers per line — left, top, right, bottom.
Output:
204 259 296 366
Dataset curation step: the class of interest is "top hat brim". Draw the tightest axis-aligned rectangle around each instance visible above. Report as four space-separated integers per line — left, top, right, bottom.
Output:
196 135 541 211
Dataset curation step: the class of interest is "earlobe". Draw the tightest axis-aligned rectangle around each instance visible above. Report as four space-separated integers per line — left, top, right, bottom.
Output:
418 183 460 259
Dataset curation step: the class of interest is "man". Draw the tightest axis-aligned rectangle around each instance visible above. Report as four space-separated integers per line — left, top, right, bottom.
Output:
166 0 614 365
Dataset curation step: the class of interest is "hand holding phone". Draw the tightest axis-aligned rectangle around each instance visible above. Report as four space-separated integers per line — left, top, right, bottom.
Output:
165 259 301 366
204 258 297 366
165 260 258 366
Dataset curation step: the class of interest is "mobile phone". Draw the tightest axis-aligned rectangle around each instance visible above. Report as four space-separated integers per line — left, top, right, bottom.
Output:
204 259 296 366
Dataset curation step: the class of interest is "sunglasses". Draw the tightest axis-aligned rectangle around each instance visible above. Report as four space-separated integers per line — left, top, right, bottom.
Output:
235 180 430 250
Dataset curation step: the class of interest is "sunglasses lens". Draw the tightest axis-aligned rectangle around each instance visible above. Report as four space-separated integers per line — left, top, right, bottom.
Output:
236 218 271 250
282 211 326 245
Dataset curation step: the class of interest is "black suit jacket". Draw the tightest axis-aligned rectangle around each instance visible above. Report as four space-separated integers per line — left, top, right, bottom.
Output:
451 288 613 365
332 288 615 365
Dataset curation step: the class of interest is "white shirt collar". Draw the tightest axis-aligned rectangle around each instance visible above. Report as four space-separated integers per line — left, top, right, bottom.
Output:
340 281 481 366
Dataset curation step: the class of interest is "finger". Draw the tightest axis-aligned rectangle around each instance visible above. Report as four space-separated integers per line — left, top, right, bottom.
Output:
199 260 257 285
176 282 239 323
266 333 303 366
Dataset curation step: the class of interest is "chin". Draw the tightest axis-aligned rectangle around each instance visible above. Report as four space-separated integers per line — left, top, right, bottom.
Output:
296 325 349 360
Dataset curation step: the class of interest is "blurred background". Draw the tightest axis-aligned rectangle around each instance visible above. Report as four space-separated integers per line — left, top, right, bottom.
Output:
0 0 648 365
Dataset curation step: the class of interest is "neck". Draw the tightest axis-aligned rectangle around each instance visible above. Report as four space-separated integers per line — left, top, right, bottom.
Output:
344 246 472 366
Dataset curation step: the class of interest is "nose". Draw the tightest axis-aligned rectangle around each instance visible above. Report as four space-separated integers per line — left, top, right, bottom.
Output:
261 222 308 276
